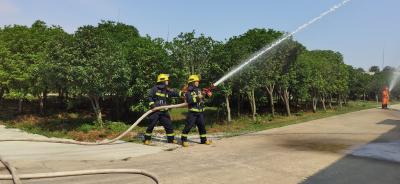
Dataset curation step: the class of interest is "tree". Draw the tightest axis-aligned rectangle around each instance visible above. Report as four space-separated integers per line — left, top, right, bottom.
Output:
295 51 322 112
207 42 234 122
97 21 140 120
225 28 283 120
0 40 12 103
0 24 34 113
294 50 347 112
46 27 74 105
28 21 63 114
369 69 391 103
167 31 216 83
275 40 305 116
348 66 372 100
369 66 380 73
126 36 172 113
257 39 303 117
69 23 132 126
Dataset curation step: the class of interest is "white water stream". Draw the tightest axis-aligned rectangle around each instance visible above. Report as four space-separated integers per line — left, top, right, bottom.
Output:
214 0 352 86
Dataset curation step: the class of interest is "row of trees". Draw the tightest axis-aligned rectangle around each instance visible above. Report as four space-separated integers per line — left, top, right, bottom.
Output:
0 20 398 124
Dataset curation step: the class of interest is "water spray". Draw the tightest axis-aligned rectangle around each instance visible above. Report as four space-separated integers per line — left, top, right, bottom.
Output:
389 67 400 92
212 0 352 87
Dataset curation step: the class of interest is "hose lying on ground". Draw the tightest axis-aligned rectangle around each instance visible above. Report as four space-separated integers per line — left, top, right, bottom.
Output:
0 103 188 145
0 156 160 184
0 155 22 184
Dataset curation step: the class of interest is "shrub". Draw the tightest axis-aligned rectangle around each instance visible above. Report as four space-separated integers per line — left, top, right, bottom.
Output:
77 123 96 133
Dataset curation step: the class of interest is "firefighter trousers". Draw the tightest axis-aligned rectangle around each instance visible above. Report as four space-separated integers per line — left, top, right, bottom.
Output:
145 111 175 143
181 111 207 143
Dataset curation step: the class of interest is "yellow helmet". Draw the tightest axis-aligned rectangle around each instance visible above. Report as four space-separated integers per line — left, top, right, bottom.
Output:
188 75 200 83
157 74 169 83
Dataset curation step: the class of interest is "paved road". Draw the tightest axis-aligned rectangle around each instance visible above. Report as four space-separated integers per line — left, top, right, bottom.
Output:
1 105 400 184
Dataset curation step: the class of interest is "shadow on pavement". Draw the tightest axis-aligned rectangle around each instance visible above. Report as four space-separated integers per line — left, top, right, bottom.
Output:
299 118 400 184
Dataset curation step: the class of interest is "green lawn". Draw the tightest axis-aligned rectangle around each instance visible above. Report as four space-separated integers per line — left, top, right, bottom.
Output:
0 100 389 142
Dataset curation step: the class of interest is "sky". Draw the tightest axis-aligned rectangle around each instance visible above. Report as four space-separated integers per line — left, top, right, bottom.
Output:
0 0 399 70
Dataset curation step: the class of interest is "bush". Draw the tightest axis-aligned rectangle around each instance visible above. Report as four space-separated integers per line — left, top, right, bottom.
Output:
295 111 304 116
77 123 96 133
107 121 130 132
267 114 273 121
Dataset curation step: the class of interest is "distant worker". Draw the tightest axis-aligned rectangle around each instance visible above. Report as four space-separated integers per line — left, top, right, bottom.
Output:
144 74 182 145
181 75 212 147
382 86 389 109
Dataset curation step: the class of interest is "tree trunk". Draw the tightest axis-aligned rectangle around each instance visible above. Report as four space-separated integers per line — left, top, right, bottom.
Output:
18 99 23 114
39 96 44 115
225 94 232 122
0 88 4 104
266 84 275 117
252 89 256 120
58 88 64 103
338 95 343 108
64 89 69 110
328 94 333 109
312 96 318 113
237 93 241 116
89 96 103 127
247 91 254 119
247 89 256 121
321 96 326 111
283 89 291 117
39 89 48 115
65 89 69 100
43 90 48 111
113 96 121 120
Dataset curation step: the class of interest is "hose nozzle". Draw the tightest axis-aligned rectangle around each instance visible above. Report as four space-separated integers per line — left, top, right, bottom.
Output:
203 83 216 95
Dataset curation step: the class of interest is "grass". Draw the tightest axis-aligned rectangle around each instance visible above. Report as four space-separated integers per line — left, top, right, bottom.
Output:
211 101 380 137
0 100 391 142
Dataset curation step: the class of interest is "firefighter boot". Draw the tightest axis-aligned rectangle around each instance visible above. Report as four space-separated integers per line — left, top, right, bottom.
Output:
144 140 151 145
167 135 177 144
182 142 190 147
201 137 211 145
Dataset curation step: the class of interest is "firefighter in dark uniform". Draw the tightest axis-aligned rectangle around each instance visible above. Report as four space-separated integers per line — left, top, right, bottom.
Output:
181 75 212 147
144 74 182 145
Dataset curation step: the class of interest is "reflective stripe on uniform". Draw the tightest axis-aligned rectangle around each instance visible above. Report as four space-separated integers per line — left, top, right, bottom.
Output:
156 92 166 97
159 108 168 111
200 134 207 138
189 108 204 112
149 102 155 105
192 95 197 103
166 133 175 136
181 134 188 137
145 133 152 136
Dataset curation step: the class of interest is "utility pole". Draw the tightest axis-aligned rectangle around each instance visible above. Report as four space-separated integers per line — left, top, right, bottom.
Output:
382 47 385 70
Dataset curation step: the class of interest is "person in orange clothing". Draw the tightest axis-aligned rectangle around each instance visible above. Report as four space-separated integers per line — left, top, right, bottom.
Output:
382 86 389 109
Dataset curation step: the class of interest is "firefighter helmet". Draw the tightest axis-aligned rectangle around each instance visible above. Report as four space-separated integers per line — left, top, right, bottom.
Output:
188 75 200 83
157 74 169 83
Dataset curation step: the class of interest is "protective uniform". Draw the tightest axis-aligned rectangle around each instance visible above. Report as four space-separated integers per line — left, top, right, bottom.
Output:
181 75 212 147
144 74 181 145
382 86 389 109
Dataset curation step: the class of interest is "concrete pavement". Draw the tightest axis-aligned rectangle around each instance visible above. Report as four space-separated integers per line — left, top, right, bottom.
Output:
1 105 400 184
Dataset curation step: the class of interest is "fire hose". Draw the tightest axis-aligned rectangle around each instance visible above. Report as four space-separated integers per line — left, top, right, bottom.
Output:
0 103 188 184
0 156 160 184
